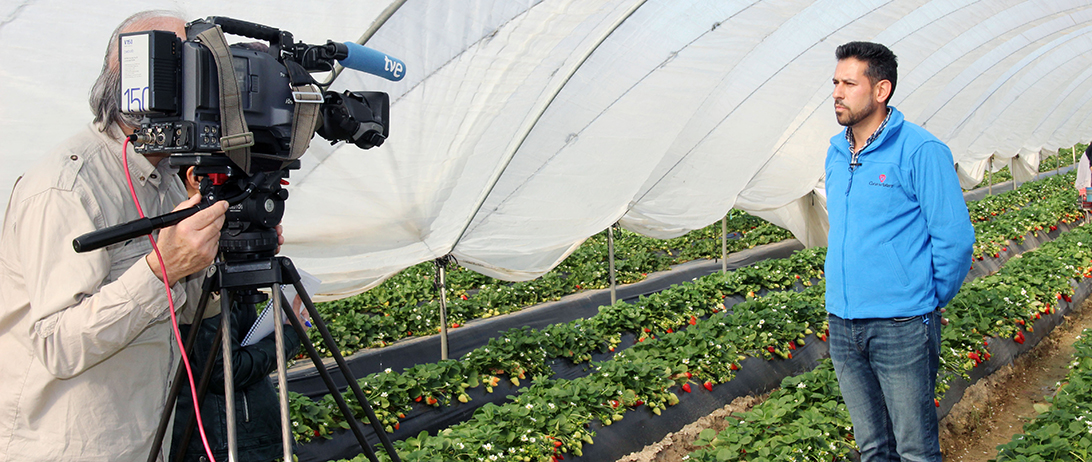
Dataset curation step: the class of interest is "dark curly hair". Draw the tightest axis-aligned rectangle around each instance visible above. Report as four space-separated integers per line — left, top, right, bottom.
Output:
835 41 898 105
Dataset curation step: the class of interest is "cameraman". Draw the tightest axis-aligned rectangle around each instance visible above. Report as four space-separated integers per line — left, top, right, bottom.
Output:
0 11 231 461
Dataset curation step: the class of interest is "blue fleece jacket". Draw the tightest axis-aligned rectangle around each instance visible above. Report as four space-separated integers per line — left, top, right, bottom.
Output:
825 106 974 319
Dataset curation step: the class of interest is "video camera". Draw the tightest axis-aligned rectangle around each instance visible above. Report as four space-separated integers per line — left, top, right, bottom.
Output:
120 16 397 164
73 16 403 257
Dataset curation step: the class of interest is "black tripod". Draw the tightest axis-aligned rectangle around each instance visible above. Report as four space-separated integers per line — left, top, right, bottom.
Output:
146 255 401 462
72 155 400 462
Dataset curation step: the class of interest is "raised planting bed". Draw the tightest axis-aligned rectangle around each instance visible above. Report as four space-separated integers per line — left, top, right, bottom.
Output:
291 247 828 460
286 238 805 397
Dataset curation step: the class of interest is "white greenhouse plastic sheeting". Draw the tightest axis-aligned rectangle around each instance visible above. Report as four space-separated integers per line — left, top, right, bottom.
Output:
3 1 1092 299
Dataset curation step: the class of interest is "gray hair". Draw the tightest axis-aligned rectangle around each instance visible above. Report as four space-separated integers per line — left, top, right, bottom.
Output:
89 10 186 132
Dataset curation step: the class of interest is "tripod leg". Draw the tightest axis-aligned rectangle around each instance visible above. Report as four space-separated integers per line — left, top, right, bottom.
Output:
281 259 401 462
277 287 381 462
221 290 239 461
146 274 216 462
272 284 293 462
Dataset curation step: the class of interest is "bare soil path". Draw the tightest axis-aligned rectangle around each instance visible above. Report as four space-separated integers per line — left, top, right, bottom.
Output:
941 298 1092 461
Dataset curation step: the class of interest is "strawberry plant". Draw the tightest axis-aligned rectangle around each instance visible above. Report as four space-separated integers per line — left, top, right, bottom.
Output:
687 360 854 462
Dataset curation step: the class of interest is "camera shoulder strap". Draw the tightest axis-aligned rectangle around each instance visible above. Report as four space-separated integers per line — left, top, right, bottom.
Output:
283 60 322 169
194 25 255 173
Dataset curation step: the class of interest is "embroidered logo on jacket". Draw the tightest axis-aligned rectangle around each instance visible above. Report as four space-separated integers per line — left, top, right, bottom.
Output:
869 173 894 188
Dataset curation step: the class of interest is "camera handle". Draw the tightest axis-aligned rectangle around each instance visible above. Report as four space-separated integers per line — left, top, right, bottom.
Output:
72 205 205 253
72 176 261 253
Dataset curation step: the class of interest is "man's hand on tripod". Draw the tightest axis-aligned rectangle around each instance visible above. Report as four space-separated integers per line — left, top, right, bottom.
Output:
289 294 312 328
146 195 229 285
276 224 284 254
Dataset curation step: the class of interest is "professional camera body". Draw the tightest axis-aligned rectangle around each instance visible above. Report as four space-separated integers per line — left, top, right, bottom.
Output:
112 17 393 259
120 17 390 163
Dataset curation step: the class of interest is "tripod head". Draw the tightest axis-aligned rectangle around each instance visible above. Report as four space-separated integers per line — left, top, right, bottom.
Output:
171 154 293 262
72 154 295 258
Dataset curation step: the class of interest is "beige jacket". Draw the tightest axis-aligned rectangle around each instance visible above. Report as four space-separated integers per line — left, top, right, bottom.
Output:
0 123 208 461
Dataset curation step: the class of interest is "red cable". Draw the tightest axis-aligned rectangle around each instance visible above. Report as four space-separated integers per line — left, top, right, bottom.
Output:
122 137 218 462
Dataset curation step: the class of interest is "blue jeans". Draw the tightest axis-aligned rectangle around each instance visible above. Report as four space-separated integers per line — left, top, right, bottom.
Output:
828 310 942 462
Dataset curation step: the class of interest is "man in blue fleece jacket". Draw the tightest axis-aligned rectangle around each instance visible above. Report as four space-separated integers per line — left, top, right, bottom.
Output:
825 41 974 461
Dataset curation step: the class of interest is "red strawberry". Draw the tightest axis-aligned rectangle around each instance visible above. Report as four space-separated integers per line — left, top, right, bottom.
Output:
638 337 644 343
644 327 651 333
787 352 793 359
1002 247 1007 252
460 294 468 300
689 316 698 326
415 396 423 402
452 323 460 328
554 440 563 448
426 397 438 405
394 422 400 431
609 399 619 408
819 334 827 342
1014 332 1025 344
788 342 797 351
703 381 713 392
685 371 692 379
934 398 940 407
1064 294 1072 303
1057 293 1063 300
730 363 740 371
666 328 673 333
767 346 776 353
681 383 692 393
635 400 644 406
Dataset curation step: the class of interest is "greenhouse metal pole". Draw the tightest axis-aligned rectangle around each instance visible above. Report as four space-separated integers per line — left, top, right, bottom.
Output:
721 212 729 274
1014 154 1020 190
988 157 993 195
608 224 617 305
434 258 450 360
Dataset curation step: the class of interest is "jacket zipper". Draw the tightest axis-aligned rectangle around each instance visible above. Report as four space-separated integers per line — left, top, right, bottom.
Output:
842 149 855 317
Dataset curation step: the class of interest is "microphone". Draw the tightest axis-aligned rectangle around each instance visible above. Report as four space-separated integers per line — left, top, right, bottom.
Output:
339 42 406 81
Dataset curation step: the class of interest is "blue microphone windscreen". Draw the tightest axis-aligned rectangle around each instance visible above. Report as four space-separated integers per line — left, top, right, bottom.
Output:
340 42 406 81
